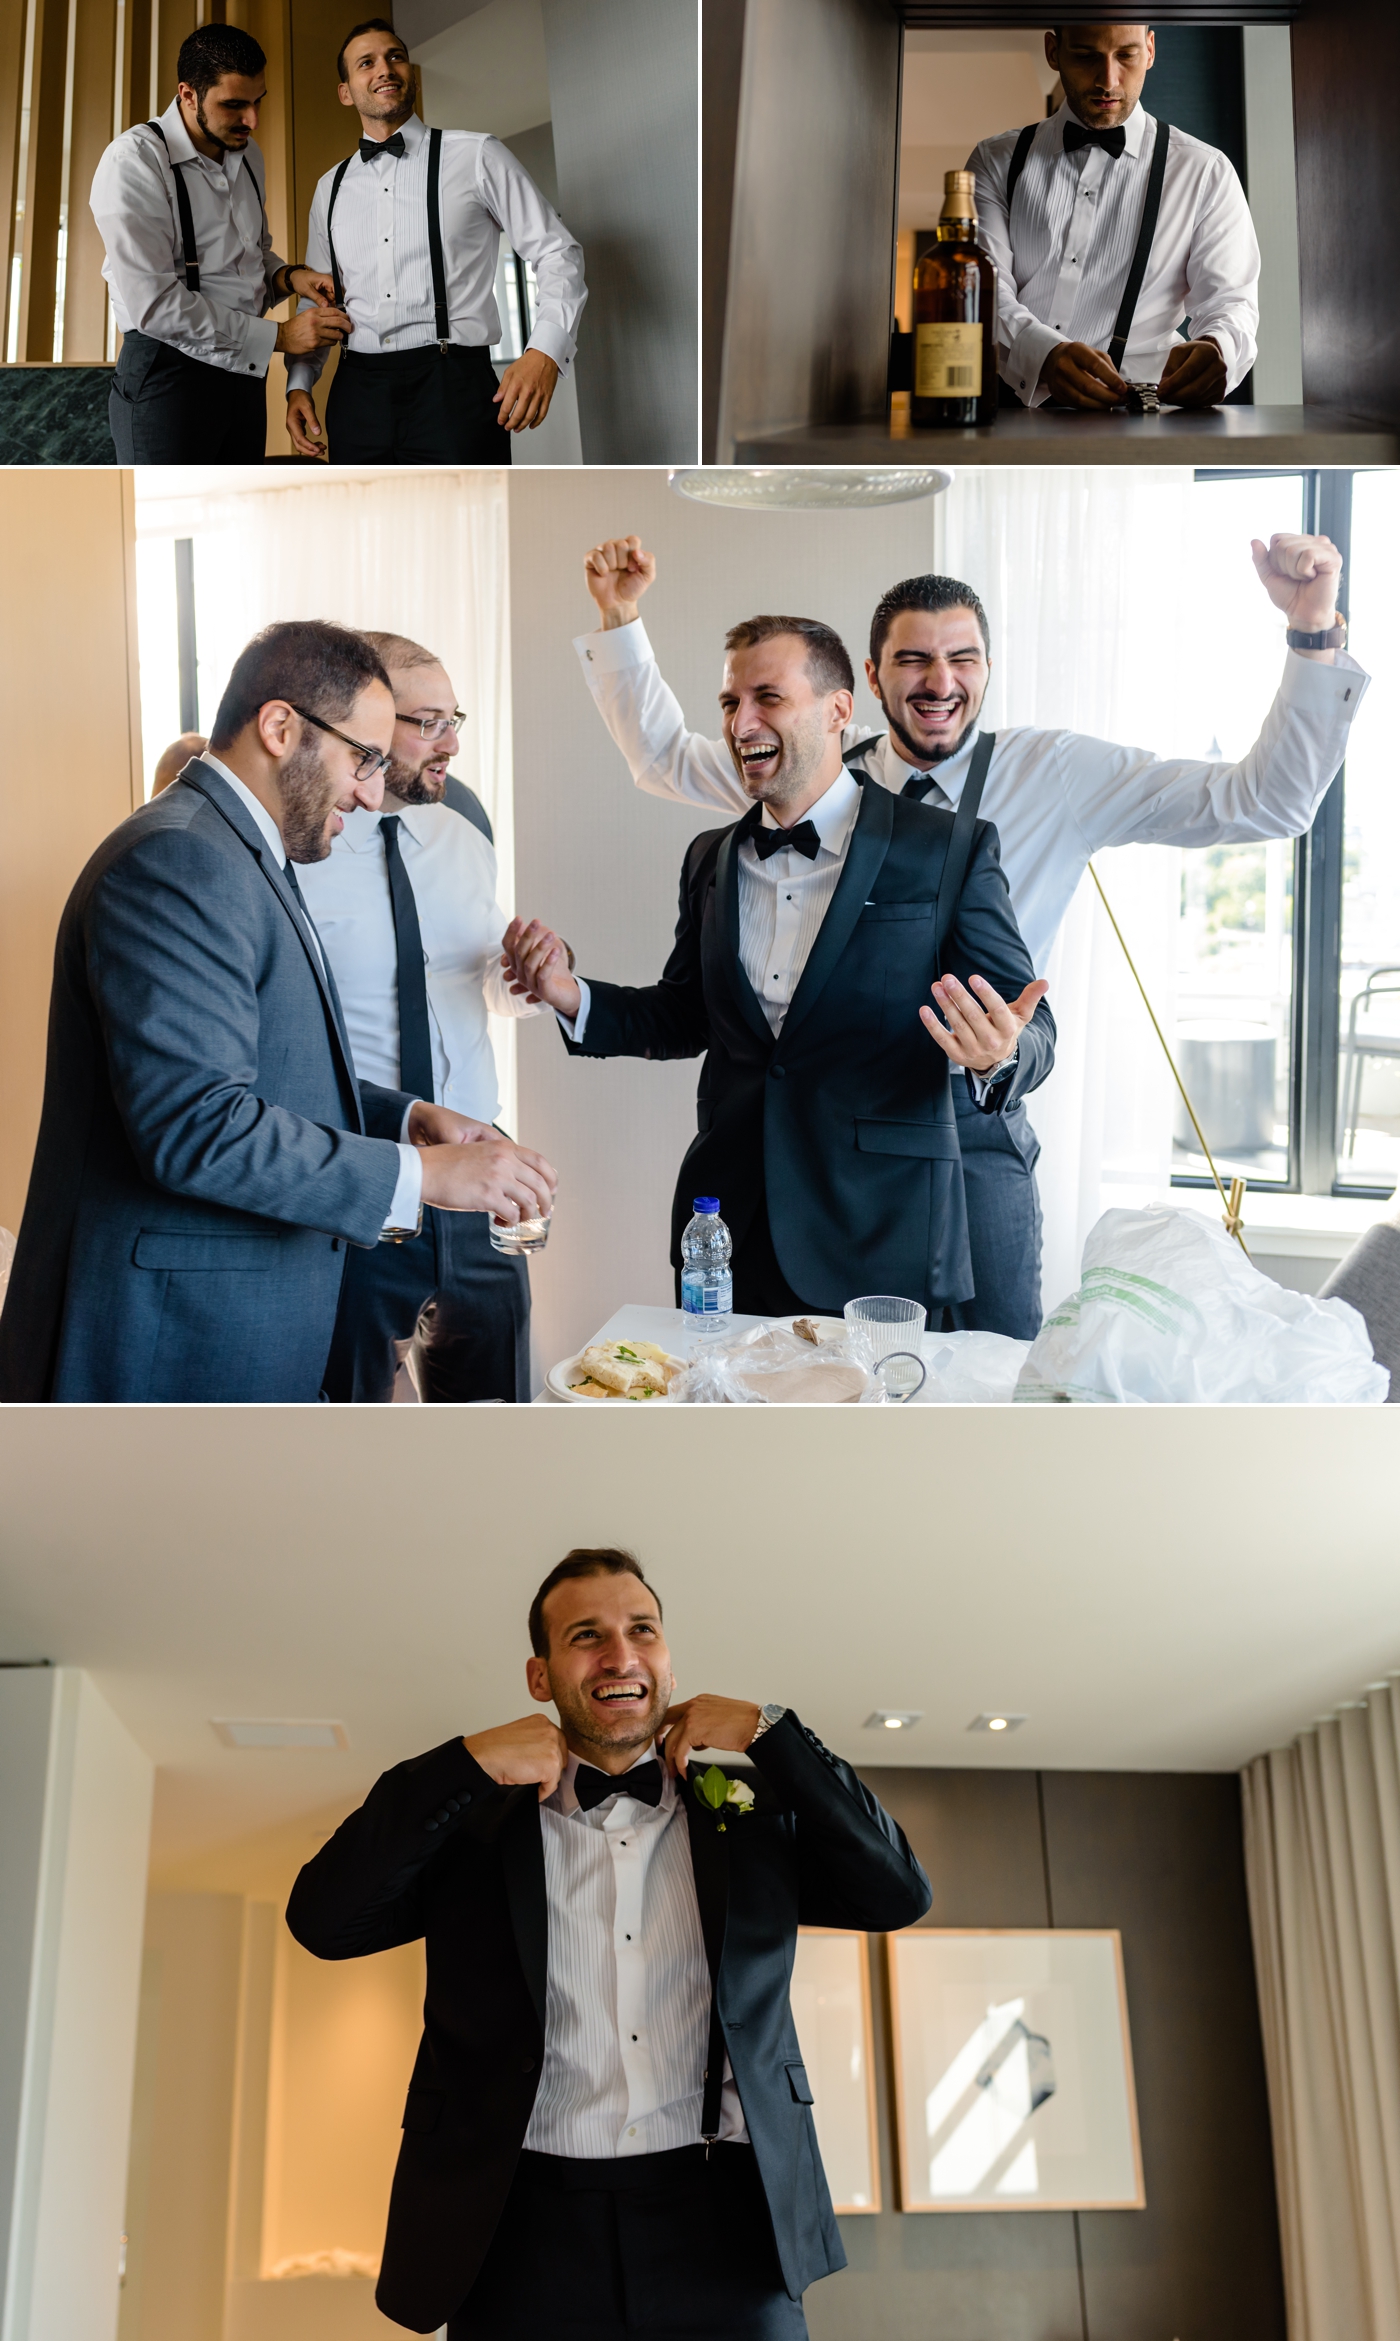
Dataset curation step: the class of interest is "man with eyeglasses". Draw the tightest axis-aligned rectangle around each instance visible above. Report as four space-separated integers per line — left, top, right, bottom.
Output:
296 631 542 1403
0 621 555 1406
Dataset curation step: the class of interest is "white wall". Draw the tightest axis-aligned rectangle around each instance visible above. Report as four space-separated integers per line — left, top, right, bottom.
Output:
1243 27 1304 406
0 1669 153 2341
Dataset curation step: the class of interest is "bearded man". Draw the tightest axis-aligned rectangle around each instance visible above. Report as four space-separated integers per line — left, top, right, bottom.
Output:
0 621 555 1404
288 1545 932 2338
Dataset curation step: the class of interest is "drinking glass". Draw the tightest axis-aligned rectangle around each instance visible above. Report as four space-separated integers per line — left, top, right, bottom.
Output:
489 1205 553 1256
844 1295 928 1403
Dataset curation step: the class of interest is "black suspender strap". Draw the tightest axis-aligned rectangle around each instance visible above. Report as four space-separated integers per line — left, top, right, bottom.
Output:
425 126 449 346
1005 123 1036 216
324 155 355 313
147 120 200 291
932 729 996 975
699 1999 727 2145
1106 115 1171 372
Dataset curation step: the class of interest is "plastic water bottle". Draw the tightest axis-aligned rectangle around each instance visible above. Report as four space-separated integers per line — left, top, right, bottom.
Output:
680 1198 733 1338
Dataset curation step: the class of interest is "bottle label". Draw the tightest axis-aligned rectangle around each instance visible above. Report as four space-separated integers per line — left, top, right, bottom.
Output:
914 322 982 399
681 1270 733 1317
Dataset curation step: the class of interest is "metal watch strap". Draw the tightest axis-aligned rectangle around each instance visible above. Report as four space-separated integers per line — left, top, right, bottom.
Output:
749 1702 786 1744
1286 617 1347 650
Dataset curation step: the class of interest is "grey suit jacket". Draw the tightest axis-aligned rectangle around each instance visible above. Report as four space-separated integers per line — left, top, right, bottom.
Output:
0 763 413 1403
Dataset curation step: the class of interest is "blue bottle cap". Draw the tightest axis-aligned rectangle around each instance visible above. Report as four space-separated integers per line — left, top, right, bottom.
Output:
693 1197 720 1214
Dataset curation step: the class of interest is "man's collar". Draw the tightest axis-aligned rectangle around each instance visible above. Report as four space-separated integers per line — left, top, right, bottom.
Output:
360 109 426 156
1060 99 1148 158
551 1742 668 1818
756 758 861 848
200 753 286 865
334 793 437 852
879 721 980 802
160 92 246 176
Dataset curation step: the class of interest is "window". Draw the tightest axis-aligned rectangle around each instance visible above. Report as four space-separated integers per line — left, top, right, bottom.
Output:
1173 469 1393 1201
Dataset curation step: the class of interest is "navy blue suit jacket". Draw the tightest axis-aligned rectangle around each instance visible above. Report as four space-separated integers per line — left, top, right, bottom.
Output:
0 764 413 1402
567 779 1055 1312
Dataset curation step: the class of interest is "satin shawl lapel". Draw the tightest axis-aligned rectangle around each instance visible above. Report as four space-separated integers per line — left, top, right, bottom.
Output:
779 777 894 1045
712 825 778 1051
177 764 364 1126
498 1788 549 2034
682 1782 731 1987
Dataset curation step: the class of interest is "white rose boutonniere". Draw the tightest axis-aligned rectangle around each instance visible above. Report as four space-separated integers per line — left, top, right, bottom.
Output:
694 1766 756 1833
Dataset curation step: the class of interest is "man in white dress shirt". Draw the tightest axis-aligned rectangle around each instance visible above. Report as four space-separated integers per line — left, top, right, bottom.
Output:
288 1546 931 2336
295 631 540 1403
284 19 586 464
569 530 1365 1336
90 25 351 462
968 23 1259 410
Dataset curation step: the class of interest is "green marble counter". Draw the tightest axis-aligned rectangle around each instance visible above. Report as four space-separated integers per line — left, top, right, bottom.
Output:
0 366 117 465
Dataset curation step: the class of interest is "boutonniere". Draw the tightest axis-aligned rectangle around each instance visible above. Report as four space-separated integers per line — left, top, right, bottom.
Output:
694 1766 755 1833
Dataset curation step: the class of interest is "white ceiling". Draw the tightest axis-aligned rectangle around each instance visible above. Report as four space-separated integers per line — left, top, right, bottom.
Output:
3 1408 1399 1894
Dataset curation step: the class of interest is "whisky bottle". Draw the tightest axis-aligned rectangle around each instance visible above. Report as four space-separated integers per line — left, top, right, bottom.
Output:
911 171 998 428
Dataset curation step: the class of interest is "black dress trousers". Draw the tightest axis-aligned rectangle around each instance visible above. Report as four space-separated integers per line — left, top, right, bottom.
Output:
446 2145 808 2341
323 1206 530 1405
326 342 514 462
108 330 268 462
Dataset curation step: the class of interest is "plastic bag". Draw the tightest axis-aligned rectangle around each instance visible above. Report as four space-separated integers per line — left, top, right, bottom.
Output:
1015 1206 1390 1404
921 1330 1031 1403
671 1323 879 1404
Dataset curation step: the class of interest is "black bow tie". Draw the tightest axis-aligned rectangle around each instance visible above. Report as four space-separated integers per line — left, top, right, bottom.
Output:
1063 122 1127 159
752 818 821 862
360 131 406 162
574 1759 664 1813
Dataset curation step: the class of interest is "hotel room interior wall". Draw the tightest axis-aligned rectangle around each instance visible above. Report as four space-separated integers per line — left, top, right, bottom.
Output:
806 1769 1285 2341
1243 29 1303 407
0 1670 153 2341
0 471 141 1239
539 0 698 464
508 468 939 1369
1292 0 1400 427
706 0 900 462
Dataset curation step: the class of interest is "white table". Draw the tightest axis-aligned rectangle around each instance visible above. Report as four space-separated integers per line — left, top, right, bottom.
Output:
533 1304 992 1403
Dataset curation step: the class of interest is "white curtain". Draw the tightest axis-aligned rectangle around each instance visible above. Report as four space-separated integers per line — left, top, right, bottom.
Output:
1242 1691 1400 2341
132 468 515 1123
939 466 1206 1311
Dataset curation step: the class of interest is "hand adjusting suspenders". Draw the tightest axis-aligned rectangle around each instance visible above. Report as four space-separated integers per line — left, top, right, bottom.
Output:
1006 113 1171 372
325 126 452 353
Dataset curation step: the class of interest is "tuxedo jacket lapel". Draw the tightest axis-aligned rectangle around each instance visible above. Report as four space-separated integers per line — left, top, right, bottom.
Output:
498 1790 549 2034
683 1782 731 1986
713 825 778 1051
779 779 893 1046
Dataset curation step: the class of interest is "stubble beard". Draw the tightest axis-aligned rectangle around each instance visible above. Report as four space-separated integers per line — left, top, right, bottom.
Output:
280 734 341 863
738 704 828 821
195 96 245 152
383 751 446 806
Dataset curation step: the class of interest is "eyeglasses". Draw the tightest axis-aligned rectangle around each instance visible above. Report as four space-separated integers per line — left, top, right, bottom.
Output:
289 705 392 781
396 708 466 741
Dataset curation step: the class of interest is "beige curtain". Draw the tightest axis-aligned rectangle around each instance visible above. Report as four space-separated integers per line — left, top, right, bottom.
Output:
1242 1687 1400 2340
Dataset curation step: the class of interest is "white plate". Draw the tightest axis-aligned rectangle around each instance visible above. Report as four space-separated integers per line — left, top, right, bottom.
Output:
546 1350 683 1404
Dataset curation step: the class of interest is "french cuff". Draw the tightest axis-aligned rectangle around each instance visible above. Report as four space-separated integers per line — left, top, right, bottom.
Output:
237 314 280 380
573 617 656 678
557 977 591 1045
1279 645 1369 714
286 355 316 395
1007 317 1065 409
525 321 573 374
968 1045 1019 1104
380 1143 424 1241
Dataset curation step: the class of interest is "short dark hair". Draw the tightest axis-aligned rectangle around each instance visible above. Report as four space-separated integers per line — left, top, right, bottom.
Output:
724 614 855 699
208 621 390 752
528 1548 661 1659
337 17 404 81
176 25 267 97
869 575 992 670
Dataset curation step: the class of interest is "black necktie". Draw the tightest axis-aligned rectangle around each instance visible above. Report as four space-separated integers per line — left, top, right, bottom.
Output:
574 1759 664 1813
380 816 435 1100
360 131 406 162
900 771 944 803
1063 122 1127 159
752 818 821 862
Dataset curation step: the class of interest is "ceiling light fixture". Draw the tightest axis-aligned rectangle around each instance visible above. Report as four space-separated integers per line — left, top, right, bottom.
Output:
668 467 954 512
968 1712 1026 1735
211 1718 350 1750
865 1710 923 1732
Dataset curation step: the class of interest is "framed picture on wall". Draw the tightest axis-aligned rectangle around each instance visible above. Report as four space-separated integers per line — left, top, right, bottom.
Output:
789 1929 881 2213
886 1929 1145 2212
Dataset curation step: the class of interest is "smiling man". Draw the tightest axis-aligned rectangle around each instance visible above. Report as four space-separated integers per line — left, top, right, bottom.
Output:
0 621 555 1405
91 25 351 462
296 630 544 1404
288 1546 931 2338
967 22 1260 410
283 17 586 463
569 533 1367 1337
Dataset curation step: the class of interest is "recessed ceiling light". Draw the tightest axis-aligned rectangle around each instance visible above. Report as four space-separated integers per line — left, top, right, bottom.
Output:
211 1718 349 1750
865 1710 922 1732
668 467 954 511
968 1712 1026 1734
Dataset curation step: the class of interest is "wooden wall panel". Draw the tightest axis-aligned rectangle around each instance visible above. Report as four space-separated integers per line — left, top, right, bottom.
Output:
0 473 142 1238
1292 0 1400 424
63 0 122 361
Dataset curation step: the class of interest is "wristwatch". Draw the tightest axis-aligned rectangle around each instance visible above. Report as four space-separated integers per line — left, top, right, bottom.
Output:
1286 615 1347 651
749 1702 786 1745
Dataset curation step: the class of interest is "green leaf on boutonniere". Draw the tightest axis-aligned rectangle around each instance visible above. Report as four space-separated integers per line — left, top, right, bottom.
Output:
694 1765 756 1832
696 1764 730 1812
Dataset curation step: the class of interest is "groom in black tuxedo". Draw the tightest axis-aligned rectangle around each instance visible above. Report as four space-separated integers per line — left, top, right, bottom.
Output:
502 615 1054 1320
288 1546 930 2337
